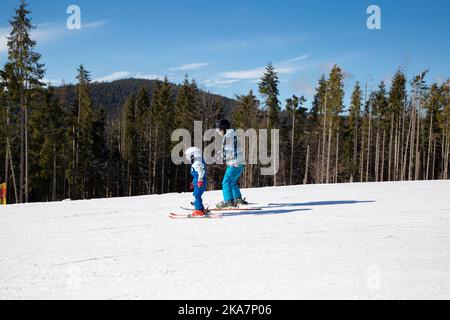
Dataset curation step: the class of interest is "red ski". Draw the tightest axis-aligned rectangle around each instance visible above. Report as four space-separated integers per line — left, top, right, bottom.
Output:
169 212 223 219
180 207 262 212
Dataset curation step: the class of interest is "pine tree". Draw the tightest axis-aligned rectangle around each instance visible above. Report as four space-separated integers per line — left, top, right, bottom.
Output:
151 77 174 193
440 80 450 179
0 76 7 186
285 95 307 185
259 63 281 185
174 75 198 191
29 88 66 201
311 75 328 183
91 107 108 198
346 82 362 182
0 63 20 202
387 70 407 181
123 94 138 196
326 65 345 183
373 81 388 181
233 90 260 188
7 0 45 202
174 75 196 132
134 86 151 194
259 63 280 130
69 65 94 199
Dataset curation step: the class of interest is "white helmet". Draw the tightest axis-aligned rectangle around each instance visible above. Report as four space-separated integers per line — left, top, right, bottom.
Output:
185 147 202 161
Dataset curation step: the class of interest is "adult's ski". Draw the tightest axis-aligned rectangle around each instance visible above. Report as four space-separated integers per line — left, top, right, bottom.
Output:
180 206 262 212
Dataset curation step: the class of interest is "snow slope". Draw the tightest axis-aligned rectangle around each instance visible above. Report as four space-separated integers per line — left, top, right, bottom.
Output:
0 181 449 300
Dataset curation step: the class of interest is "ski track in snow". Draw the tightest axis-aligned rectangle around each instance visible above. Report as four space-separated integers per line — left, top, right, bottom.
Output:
0 181 449 299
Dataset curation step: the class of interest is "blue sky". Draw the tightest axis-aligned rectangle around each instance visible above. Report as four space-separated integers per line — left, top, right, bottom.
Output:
1 0 449 108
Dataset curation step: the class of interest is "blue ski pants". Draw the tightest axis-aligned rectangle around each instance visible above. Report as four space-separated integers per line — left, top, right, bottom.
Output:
222 165 245 202
193 185 206 211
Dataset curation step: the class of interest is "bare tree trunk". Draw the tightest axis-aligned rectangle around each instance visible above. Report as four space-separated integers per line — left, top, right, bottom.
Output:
152 127 158 194
335 132 339 183
402 112 413 180
317 138 321 183
4 103 9 200
388 114 394 181
127 161 131 196
52 144 57 201
360 127 365 183
74 89 82 199
445 120 450 179
441 133 445 179
304 145 310 185
426 110 434 180
381 130 386 182
148 126 153 194
399 106 406 179
366 110 372 182
290 114 295 185
432 137 436 180
4 142 8 196
321 92 328 184
19 90 24 203
326 119 333 184
25 101 28 203
351 116 358 183
409 105 416 181
415 90 422 180
7 144 18 203
161 129 166 194
375 127 380 182
393 124 399 181
444 139 450 180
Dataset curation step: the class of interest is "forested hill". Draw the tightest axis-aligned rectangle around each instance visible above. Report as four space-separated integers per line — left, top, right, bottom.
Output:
55 78 237 118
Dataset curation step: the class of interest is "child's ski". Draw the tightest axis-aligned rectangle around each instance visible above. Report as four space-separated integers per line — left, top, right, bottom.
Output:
169 212 223 219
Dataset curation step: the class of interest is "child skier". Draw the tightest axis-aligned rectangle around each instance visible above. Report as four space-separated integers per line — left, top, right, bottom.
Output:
185 147 209 217
215 119 248 208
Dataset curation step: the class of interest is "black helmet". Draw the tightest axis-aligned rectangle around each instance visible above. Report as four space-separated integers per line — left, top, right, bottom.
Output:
217 119 231 131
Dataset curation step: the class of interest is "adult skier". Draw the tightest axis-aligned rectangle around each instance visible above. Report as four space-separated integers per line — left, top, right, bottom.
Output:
216 119 248 208
185 147 209 217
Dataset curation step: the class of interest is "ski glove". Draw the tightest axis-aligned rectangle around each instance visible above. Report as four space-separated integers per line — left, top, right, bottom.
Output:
190 182 194 191
197 180 204 188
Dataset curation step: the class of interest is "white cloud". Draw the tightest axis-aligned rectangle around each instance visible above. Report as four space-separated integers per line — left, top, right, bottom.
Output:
0 27 10 53
220 66 296 80
42 78 67 87
168 63 209 72
93 71 163 83
94 71 130 82
134 73 165 80
282 55 309 64
82 20 107 29
201 78 240 88
0 20 106 54
219 54 309 80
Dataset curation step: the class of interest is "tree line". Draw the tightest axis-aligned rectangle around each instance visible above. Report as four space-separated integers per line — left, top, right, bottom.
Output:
0 1 449 204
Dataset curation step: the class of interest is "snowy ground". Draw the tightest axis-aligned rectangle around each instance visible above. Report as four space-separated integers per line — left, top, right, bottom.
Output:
0 180 449 300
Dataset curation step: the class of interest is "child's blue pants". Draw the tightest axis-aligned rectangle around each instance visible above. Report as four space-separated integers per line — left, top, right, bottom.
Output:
193 185 206 210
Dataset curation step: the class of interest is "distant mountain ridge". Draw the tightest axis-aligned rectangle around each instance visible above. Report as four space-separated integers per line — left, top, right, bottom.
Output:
55 78 236 118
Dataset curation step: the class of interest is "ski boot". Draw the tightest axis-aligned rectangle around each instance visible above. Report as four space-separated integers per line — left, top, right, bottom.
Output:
234 197 249 206
190 209 207 218
216 200 236 209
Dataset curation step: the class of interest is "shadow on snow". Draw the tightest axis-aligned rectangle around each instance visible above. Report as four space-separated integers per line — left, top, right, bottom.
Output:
222 208 311 218
214 200 375 218
267 200 376 208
